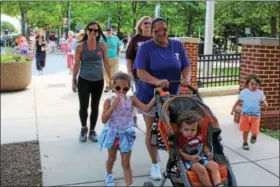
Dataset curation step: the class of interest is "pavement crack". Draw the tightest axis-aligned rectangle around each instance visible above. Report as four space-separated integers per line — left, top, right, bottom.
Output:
33 78 39 141
224 145 279 178
55 174 151 186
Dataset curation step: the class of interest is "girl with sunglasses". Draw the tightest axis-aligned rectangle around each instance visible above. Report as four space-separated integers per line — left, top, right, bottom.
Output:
99 72 155 186
231 74 268 150
72 21 112 143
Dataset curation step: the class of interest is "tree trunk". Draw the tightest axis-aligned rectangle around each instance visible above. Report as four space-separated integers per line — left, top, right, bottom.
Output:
131 1 137 34
26 18 30 40
271 16 277 38
19 2 26 36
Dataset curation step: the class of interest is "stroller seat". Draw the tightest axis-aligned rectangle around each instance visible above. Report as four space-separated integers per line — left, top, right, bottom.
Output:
187 164 228 187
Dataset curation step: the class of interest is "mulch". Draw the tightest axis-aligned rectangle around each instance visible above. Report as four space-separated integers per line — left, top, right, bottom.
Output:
1 140 42 186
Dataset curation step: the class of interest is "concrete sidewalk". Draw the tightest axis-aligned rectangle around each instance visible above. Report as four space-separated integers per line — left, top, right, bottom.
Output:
1 67 279 186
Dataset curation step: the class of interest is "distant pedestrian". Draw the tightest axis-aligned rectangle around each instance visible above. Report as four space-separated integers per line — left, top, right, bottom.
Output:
231 74 268 150
72 30 85 54
100 26 121 93
33 35 48 76
65 31 76 74
48 32 56 53
19 36 28 55
72 21 112 142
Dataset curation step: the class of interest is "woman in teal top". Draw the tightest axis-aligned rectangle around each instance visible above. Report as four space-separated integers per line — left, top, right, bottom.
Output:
72 21 112 142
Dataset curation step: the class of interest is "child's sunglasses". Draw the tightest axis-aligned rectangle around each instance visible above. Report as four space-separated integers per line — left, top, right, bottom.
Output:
115 86 130 92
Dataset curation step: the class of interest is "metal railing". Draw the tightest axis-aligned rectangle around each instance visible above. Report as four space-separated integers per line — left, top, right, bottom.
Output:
197 53 241 88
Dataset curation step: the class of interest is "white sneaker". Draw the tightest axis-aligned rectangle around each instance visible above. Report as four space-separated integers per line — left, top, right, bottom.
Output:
150 163 162 180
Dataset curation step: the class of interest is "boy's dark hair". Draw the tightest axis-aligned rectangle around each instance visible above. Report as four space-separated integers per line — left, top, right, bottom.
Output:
112 71 131 87
177 110 201 129
244 74 261 87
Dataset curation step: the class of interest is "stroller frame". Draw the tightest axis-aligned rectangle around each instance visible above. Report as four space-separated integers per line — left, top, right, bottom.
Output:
144 85 237 187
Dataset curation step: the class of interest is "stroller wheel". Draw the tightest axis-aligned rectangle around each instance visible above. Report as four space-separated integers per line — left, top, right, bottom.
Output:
143 181 154 187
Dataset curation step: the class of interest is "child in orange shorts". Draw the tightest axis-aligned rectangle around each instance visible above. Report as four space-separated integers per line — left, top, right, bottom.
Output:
231 74 268 150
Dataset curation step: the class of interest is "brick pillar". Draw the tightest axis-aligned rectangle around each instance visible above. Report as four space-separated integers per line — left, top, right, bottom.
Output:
175 37 200 94
234 37 280 129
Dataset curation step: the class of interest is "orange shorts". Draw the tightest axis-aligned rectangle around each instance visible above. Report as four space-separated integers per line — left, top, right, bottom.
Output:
239 114 260 135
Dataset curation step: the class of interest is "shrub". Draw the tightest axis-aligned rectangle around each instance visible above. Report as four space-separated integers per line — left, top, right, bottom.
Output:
1 53 33 63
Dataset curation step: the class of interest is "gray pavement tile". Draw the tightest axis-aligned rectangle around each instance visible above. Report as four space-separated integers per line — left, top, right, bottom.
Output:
37 115 81 142
0 87 34 107
35 103 78 117
222 146 248 164
231 162 280 186
255 158 280 177
220 122 279 161
67 175 172 186
39 135 169 186
1 118 37 144
1 103 36 120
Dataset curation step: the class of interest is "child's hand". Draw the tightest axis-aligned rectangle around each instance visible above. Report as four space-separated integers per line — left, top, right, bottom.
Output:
263 101 268 109
206 152 213 160
231 108 235 115
111 96 120 109
191 155 201 162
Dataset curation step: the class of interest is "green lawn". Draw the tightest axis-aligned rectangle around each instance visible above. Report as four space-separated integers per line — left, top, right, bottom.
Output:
212 67 239 76
198 67 239 76
260 128 280 140
201 81 239 87
198 67 239 87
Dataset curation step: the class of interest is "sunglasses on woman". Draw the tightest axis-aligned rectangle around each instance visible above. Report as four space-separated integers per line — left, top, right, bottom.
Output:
115 86 130 92
143 21 151 25
154 28 168 34
88 28 99 33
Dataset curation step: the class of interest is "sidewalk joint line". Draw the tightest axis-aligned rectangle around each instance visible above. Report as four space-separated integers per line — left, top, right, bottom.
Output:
224 145 279 178
33 78 39 141
54 174 151 186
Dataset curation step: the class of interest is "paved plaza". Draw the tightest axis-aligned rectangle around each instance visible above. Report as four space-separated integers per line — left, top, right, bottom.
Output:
1 54 279 186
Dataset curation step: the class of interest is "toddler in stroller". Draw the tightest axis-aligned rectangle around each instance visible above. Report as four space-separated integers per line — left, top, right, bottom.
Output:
144 85 237 187
176 110 225 187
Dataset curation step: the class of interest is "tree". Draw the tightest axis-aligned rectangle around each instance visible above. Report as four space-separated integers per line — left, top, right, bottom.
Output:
1 21 16 32
215 1 280 38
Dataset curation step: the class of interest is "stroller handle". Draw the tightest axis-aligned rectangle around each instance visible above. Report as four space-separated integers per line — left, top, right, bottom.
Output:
156 80 198 95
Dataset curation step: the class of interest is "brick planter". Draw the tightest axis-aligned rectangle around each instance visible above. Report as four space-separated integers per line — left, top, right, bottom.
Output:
0 62 32 91
234 37 280 129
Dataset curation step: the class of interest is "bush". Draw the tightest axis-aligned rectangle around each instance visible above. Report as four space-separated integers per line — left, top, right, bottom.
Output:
260 128 280 140
1 53 33 63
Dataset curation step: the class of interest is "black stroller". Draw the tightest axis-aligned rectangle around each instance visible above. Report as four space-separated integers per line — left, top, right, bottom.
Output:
143 85 237 187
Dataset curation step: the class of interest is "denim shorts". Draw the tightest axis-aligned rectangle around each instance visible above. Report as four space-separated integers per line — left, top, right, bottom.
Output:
184 156 209 170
